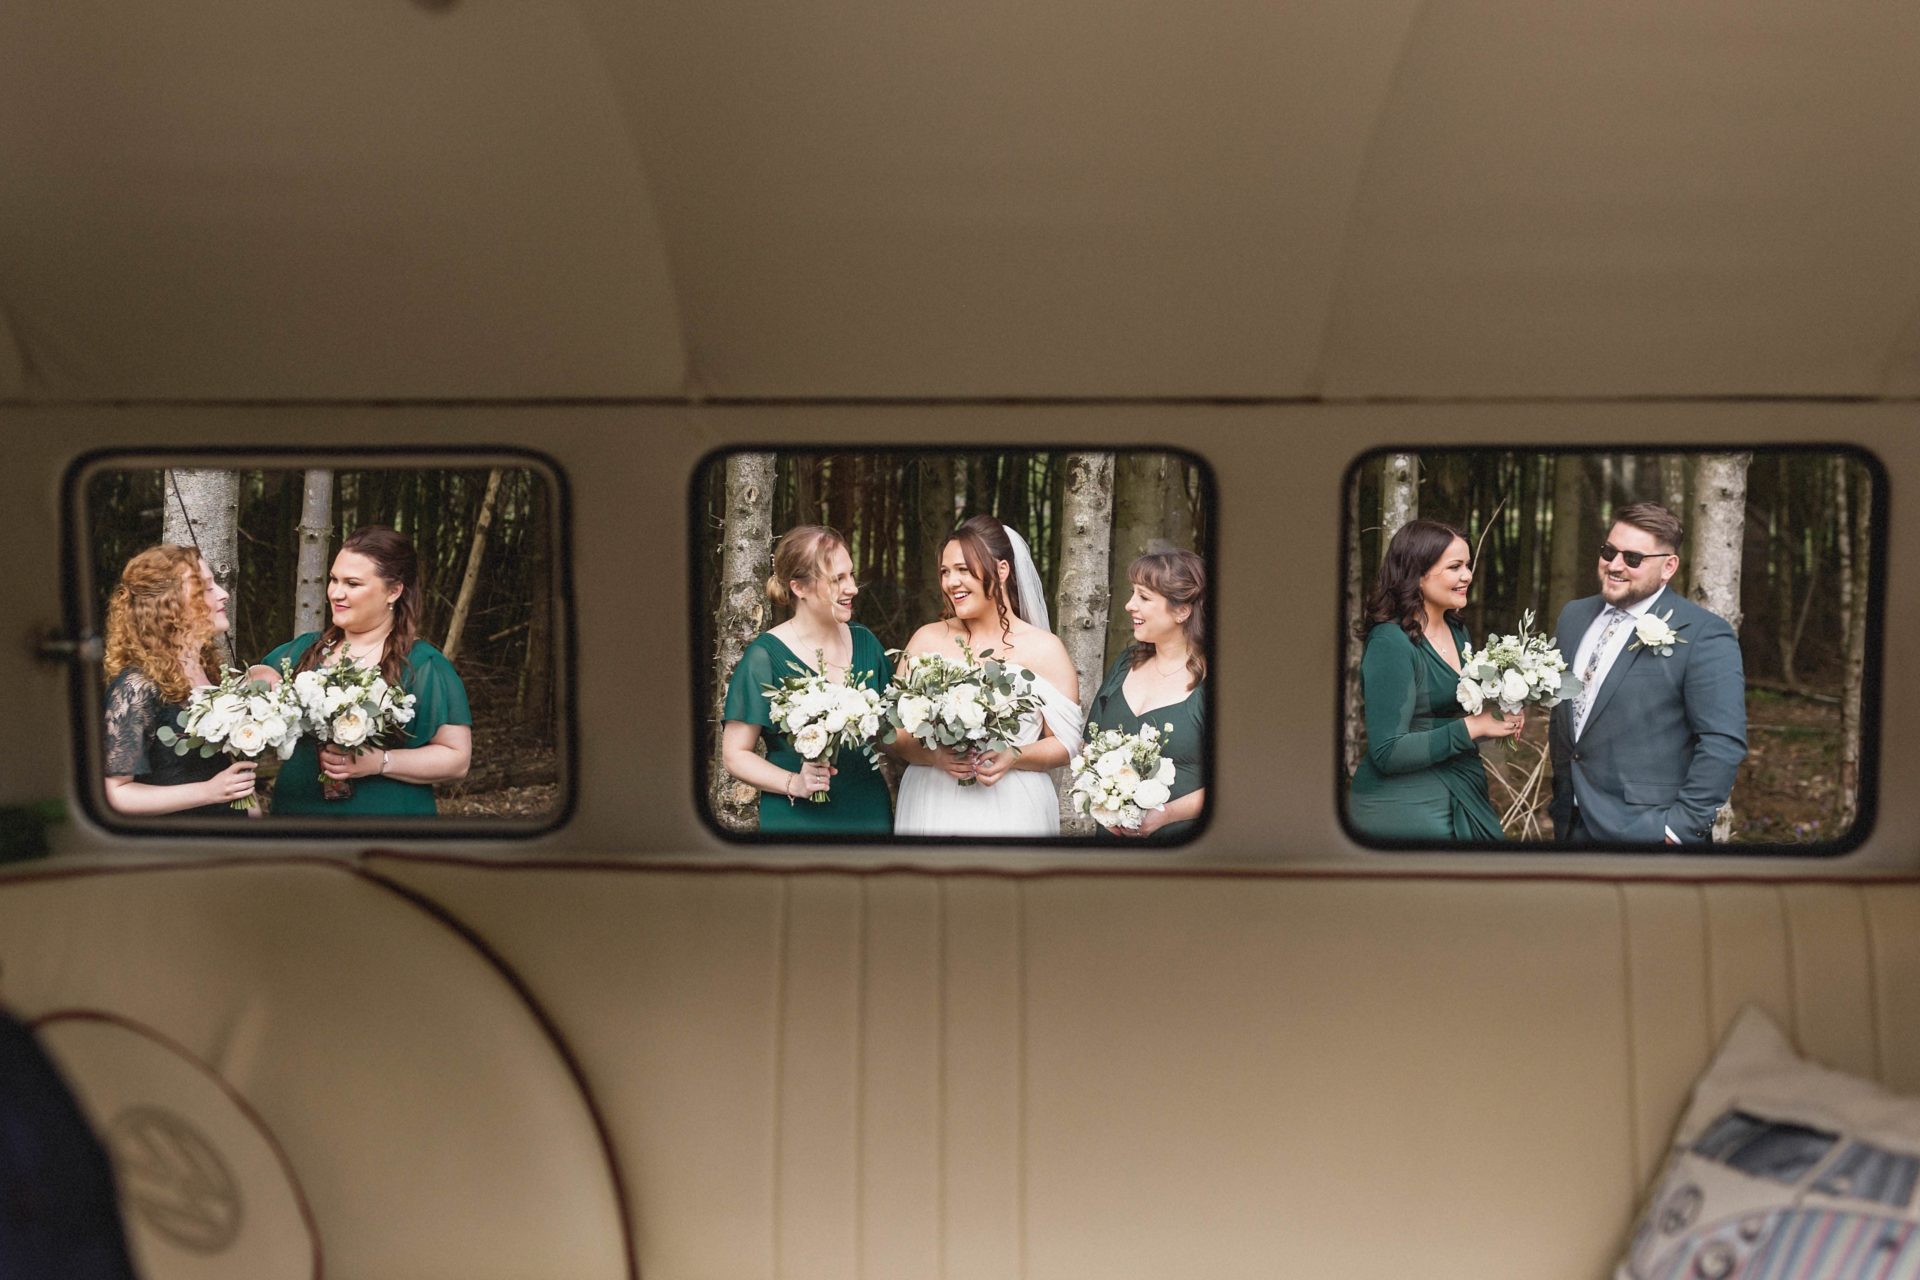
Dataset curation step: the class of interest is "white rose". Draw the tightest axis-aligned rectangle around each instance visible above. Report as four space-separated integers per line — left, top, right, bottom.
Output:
1456 678 1485 715
330 707 372 748
896 694 933 735
948 685 987 729
859 714 881 739
1112 763 1140 789
822 708 849 734
793 723 829 759
369 676 390 702
1155 758 1176 785
1095 747 1131 778
1500 669 1529 706
228 720 267 755
1091 805 1127 829
1133 779 1171 810
247 695 273 719
1634 615 1671 646
258 716 291 747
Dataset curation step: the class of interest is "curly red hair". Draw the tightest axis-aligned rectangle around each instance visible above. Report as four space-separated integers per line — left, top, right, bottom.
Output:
103 545 220 703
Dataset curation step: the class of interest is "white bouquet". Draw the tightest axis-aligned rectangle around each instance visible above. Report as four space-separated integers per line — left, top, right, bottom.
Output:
287 654 418 800
1068 722 1177 830
763 653 886 804
1454 609 1582 727
881 640 1044 787
157 667 306 810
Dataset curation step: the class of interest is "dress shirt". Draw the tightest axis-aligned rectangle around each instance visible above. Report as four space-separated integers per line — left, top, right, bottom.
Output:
1570 585 1681 844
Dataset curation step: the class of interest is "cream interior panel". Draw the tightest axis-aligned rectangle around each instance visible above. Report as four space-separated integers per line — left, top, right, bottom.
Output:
1020 877 1636 1278
939 879 1025 1280
1701 884 1796 1044
776 877 863 1279
0 862 626 1280
361 866 789 1278
1781 884 1882 1081
1865 890 1920 1095
1619 883 1714 1186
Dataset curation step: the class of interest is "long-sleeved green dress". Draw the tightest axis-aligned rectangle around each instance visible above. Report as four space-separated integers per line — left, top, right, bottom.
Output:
1347 620 1504 842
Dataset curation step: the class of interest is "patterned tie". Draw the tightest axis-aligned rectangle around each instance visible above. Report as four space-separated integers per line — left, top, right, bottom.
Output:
1573 607 1629 739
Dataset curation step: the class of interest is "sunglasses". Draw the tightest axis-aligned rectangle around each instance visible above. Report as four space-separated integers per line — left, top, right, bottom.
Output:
1598 543 1675 569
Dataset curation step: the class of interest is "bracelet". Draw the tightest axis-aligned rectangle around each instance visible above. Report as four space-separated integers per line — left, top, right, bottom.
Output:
786 773 798 805
379 749 391 776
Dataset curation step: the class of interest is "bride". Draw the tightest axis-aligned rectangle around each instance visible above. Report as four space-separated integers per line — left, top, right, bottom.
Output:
892 515 1083 836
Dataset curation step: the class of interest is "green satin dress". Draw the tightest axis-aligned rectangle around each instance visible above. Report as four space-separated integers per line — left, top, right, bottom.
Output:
1347 620 1505 842
721 626 894 836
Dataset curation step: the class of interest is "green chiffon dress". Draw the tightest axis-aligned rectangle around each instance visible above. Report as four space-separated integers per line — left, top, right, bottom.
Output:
722 626 894 836
1085 650 1207 845
261 634 471 817
1347 620 1505 842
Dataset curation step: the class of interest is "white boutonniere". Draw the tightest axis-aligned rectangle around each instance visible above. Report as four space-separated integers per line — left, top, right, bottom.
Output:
1627 609 1687 657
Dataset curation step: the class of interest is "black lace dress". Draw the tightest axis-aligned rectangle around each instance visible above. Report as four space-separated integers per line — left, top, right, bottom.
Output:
103 669 238 818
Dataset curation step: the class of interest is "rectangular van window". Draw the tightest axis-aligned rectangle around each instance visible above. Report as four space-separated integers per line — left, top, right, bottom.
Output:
71 452 569 835
1340 446 1882 852
695 448 1213 845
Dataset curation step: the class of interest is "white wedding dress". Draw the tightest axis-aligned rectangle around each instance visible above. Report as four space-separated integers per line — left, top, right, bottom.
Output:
893 669 1085 837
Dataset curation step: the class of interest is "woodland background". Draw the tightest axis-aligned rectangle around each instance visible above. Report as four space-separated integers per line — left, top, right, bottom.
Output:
1346 449 1875 845
88 466 559 818
698 450 1208 833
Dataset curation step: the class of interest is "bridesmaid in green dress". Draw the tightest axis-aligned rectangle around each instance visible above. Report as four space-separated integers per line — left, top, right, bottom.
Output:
247 526 472 816
1347 519 1521 842
1086 549 1208 844
721 526 893 836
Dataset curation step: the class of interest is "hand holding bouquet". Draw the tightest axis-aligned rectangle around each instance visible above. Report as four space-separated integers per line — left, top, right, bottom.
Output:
883 640 1044 786
157 667 306 810
1068 722 1177 830
763 653 886 803
289 655 418 800
1454 610 1581 746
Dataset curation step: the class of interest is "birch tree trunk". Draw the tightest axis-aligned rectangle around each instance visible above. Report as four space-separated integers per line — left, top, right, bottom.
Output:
1056 452 1114 833
1836 458 1868 832
293 470 333 638
1106 454 1164 667
1382 454 1419 541
162 468 239 666
1657 453 1690 598
710 453 776 833
1689 452 1751 842
441 468 504 662
1163 457 1196 554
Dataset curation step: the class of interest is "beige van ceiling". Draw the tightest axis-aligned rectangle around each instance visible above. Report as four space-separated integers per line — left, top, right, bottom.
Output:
5 1 1919 402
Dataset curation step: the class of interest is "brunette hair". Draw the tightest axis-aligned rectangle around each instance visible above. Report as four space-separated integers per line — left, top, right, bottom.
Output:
1359 518 1470 645
1125 549 1207 687
103 545 221 703
1613 501 1684 553
765 525 850 612
943 515 1021 647
291 526 421 687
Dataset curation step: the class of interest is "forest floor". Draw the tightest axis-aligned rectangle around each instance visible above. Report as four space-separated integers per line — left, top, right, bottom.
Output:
1733 687 1847 845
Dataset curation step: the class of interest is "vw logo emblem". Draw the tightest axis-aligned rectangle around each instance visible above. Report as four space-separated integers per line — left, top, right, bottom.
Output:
106 1106 243 1254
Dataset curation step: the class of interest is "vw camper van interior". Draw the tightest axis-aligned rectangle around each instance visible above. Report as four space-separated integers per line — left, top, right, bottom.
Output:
4 4 1919 1277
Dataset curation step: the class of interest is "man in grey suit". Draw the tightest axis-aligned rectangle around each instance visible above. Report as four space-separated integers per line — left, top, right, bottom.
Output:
1549 502 1747 845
